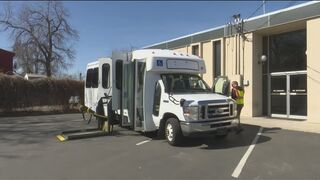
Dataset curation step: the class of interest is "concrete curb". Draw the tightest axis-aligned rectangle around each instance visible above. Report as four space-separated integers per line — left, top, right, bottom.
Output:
241 116 320 134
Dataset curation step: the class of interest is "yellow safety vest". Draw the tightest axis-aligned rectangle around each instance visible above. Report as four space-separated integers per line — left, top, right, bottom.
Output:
236 89 244 105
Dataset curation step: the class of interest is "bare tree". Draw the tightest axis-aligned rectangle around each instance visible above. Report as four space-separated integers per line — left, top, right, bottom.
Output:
13 40 44 74
0 1 79 77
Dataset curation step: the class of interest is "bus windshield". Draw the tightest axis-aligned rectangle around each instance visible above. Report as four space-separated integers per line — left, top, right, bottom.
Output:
161 74 211 94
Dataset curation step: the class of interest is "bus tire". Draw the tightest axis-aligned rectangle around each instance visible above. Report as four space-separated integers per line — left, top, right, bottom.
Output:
165 118 183 146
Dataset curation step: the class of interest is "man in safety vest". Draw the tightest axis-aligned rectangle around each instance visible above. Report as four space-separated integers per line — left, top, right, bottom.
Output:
231 81 244 133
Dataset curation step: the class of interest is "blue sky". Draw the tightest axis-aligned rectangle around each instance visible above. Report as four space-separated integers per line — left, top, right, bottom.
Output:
0 1 308 75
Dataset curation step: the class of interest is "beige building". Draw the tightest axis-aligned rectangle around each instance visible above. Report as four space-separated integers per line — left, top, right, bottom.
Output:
145 1 320 122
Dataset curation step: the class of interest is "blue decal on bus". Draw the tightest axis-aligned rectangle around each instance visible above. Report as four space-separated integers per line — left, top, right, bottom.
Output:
157 60 163 67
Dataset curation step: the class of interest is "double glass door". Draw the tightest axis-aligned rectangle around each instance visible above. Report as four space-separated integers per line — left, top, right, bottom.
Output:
270 71 307 119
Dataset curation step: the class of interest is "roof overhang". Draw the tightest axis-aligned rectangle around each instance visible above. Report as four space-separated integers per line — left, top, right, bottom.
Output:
143 1 320 49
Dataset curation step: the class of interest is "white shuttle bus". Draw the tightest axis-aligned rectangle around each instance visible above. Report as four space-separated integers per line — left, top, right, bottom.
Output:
84 49 239 146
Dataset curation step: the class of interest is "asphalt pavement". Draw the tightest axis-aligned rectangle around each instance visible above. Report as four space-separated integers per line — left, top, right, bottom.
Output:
0 114 319 179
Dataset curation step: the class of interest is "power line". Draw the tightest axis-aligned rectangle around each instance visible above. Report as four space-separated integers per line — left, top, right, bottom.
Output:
254 0 299 30
246 1 266 20
228 0 298 36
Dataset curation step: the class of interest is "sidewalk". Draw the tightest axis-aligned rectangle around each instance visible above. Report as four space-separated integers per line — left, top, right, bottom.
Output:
241 116 320 134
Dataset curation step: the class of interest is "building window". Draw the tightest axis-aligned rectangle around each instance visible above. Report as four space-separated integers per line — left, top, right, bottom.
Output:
213 40 221 77
192 45 199 56
92 67 99 88
102 63 110 89
267 29 306 73
85 69 93 88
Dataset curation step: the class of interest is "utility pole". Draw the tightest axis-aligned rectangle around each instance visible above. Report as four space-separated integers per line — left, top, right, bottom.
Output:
232 14 243 34
230 14 244 75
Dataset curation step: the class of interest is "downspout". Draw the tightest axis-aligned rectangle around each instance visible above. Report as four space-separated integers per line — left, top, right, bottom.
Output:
242 35 245 78
238 33 241 75
235 34 238 75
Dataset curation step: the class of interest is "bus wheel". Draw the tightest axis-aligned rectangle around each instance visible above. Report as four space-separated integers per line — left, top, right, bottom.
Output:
165 118 183 146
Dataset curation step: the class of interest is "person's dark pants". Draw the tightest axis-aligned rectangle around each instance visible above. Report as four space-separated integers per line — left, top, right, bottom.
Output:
236 104 244 130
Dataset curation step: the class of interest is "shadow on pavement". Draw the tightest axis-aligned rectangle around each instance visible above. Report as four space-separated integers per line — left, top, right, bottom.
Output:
0 114 95 146
170 124 279 149
0 114 281 151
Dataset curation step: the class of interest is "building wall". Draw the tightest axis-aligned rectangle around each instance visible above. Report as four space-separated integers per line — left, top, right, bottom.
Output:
172 46 188 54
171 20 316 119
224 33 263 117
172 40 225 87
147 3 320 121
220 39 226 76
187 45 192 54
307 18 320 122
251 33 263 117
171 34 264 117
173 43 214 85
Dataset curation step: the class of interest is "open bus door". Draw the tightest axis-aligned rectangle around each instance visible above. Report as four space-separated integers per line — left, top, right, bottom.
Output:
134 59 146 131
121 60 134 127
212 76 230 96
112 60 122 111
112 51 134 127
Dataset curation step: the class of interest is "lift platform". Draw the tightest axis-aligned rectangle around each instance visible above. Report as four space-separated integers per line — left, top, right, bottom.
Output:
56 104 115 142
56 128 111 142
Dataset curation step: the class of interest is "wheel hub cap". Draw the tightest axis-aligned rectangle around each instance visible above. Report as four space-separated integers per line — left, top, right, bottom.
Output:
166 124 174 141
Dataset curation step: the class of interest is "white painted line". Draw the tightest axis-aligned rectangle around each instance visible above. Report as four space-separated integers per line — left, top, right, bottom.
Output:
136 139 151 146
231 127 263 178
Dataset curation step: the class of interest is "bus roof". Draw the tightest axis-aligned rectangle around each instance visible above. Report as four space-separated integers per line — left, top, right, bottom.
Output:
132 49 201 61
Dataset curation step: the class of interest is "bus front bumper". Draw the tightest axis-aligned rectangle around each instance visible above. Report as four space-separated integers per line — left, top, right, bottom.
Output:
180 118 239 136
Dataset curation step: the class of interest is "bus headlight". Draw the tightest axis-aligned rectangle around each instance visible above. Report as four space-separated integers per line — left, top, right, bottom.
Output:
227 98 237 117
183 106 199 121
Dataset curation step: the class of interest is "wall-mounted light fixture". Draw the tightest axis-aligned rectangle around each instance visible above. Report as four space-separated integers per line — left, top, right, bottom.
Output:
259 55 268 64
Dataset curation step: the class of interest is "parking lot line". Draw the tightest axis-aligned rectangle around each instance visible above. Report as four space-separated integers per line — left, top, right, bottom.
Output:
136 139 152 146
231 127 263 178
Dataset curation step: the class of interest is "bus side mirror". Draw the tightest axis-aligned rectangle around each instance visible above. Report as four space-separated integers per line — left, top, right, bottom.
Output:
180 99 186 107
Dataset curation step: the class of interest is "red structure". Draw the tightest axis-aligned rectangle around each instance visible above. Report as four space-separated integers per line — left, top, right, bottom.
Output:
0 48 15 74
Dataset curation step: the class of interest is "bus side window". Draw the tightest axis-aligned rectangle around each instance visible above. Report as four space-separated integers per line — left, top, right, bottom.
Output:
115 60 123 89
102 64 110 89
92 67 99 88
86 69 93 88
153 82 161 116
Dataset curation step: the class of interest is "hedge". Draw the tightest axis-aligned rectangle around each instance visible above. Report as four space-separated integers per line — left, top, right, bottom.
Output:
0 74 84 112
